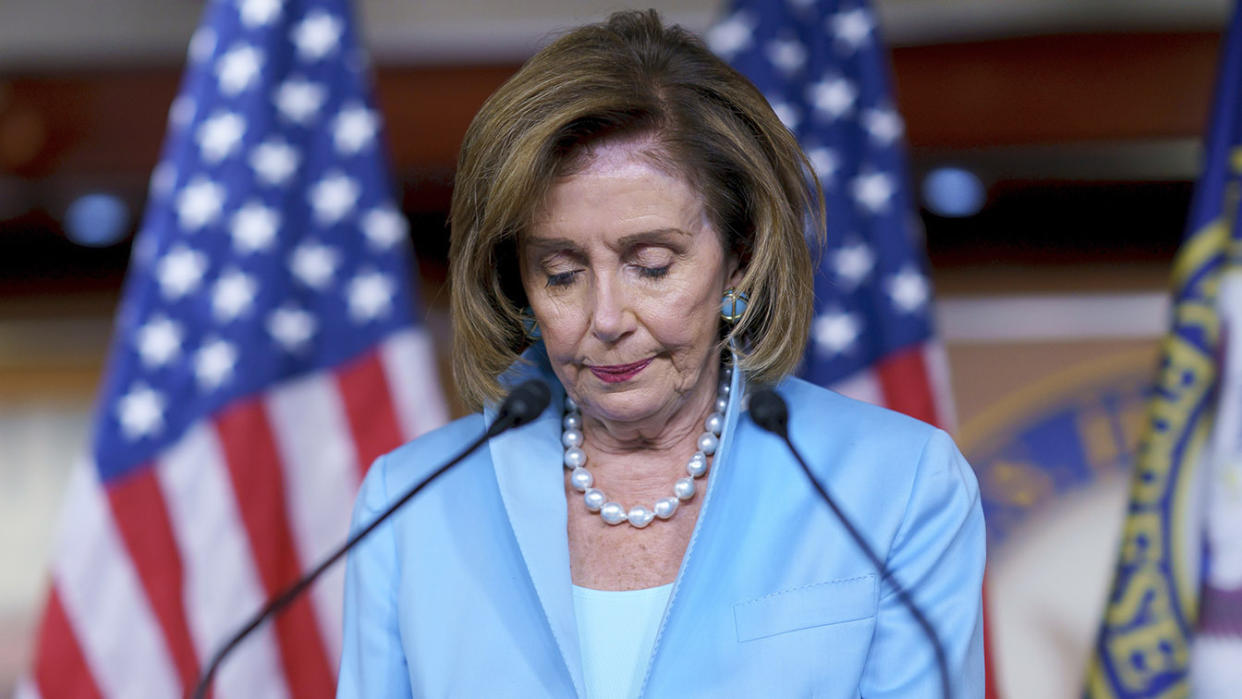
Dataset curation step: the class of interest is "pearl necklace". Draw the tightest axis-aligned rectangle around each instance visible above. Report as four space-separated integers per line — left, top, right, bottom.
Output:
562 367 731 528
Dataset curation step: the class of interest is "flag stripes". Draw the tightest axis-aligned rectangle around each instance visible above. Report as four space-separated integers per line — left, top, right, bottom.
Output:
875 344 939 426
51 467 182 699
828 340 955 430
336 349 407 479
380 329 451 440
31 589 102 699
29 327 440 697
214 400 337 698
264 374 361 671
105 467 201 692
155 422 290 699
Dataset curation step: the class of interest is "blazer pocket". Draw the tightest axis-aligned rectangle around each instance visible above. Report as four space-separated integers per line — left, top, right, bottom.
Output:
733 574 878 643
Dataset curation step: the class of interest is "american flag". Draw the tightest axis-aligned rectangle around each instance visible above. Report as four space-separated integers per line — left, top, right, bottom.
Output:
707 0 954 429
19 0 447 696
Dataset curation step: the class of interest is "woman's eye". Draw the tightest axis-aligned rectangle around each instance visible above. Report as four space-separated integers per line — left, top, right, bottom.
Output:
545 270 579 287
638 265 670 279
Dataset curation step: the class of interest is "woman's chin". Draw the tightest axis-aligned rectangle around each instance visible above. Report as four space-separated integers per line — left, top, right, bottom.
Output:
578 388 667 427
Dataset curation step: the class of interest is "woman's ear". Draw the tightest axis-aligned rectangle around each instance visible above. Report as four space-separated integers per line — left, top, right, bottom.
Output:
725 253 744 290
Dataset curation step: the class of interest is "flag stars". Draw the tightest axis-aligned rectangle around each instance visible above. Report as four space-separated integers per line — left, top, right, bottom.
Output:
117 383 166 440
215 43 263 96
231 201 280 253
347 271 396 322
309 172 360 225
135 315 183 368
830 8 875 51
814 311 861 356
268 307 316 351
887 267 930 313
188 27 216 64
212 269 258 322
239 0 282 27
766 38 807 74
705 11 754 58
362 207 407 250
833 242 875 288
196 111 246 163
176 177 226 230
150 162 176 198
250 140 299 186
292 10 343 61
157 246 210 300
809 76 857 119
169 96 195 129
806 147 839 184
851 171 895 213
290 242 339 289
770 100 801 131
333 104 379 155
194 338 239 390
274 78 327 125
862 108 904 145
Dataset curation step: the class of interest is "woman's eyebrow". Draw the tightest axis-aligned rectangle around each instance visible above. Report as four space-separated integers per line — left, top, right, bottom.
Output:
615 228 691 248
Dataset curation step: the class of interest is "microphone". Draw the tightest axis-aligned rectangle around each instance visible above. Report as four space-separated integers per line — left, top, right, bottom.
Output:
190 378 550 699
486 378 552 437
748 389 951 699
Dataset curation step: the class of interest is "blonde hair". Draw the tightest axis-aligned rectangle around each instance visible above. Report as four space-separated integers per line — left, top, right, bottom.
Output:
449 9 823 409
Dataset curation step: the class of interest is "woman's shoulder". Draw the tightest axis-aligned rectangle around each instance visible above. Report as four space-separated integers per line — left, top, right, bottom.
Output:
768 375 974 494
356 412 489 505
775 375 943 446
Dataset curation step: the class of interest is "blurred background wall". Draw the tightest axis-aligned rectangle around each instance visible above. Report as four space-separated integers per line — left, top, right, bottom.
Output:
0 0 1232 696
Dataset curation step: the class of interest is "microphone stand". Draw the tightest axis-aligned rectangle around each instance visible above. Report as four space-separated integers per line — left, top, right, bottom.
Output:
748 389 951 699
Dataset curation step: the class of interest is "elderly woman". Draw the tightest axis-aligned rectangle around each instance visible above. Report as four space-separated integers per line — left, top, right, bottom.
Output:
339 10 984 698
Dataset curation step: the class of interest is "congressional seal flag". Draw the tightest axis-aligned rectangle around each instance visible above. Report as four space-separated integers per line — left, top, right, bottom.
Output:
706 0 953 430
18 0 448 697
1087 3 1242 696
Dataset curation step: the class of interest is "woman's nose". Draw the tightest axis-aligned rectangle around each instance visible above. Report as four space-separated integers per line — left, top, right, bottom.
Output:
589 275 634 342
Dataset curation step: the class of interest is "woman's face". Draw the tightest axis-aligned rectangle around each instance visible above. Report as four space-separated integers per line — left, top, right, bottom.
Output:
520 139 738 429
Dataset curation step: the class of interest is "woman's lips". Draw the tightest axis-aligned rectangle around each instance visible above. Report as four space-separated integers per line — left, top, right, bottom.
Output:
587 358 653 384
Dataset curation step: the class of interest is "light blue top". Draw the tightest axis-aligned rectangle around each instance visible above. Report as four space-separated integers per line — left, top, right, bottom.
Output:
337 346 986 697
572 584 673 699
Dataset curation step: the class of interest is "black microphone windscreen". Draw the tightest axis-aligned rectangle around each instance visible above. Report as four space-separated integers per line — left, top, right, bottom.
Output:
501 379 551 427
748 388 789 436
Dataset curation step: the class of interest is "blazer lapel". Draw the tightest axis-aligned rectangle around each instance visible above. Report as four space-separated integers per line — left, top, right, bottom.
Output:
487 352 585 697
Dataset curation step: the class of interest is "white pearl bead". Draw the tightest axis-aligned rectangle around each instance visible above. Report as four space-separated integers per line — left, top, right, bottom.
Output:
715 396 729 413
563 413 581 430
686 452 708 478
584 488 605 512
722 366 732 378
674 477 695 500
627 506 655 528
705 412 724 436
570 467 593 492
697 432 719 455
719 382 731 396
562 429 583 448
564 396 578 411
654 497 679 519
600 502 626 525
564 447 586 469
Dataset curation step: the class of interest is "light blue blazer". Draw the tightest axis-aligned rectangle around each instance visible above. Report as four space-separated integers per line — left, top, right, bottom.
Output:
338 349 986 698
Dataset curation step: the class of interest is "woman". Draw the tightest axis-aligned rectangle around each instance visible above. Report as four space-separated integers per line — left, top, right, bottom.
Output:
339 10 984 698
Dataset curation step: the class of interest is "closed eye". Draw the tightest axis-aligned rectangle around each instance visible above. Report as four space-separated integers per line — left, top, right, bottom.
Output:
546 270 580 287
638 265 670 279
